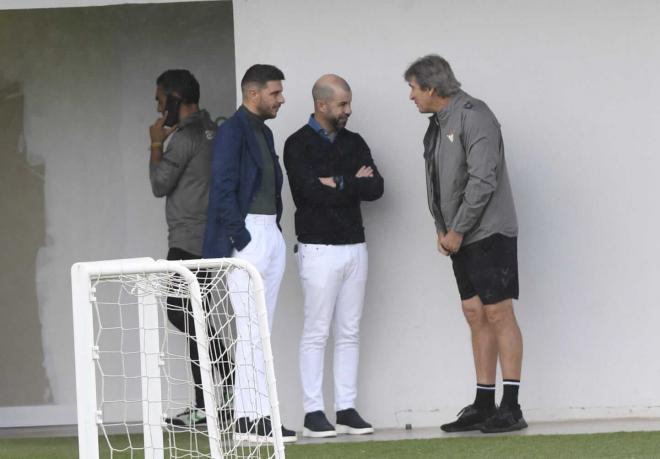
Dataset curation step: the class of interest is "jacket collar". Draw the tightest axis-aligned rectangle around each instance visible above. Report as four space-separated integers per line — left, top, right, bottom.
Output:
178 109 211 129
235 105 272 168
434 89 467 126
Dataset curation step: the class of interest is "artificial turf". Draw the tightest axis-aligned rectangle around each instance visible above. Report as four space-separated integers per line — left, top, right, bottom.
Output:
0 431 659 458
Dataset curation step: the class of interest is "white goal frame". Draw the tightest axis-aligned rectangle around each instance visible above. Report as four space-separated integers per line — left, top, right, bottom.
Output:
71 257 285 459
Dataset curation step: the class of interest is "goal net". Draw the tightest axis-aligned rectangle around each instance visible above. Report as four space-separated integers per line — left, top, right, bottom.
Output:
71 257 285 459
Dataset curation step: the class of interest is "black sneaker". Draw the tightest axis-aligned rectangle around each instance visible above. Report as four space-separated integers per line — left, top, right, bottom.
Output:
233 416 298 444
480 404 528 433
217 408 233 427
233 417 254 443
165 407 207 427
217 387 234 427
336 408 374 435
440 404 496 432
303 411 337 438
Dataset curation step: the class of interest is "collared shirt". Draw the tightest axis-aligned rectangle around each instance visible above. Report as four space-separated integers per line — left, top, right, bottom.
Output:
241 105 277 215
307 114 337 143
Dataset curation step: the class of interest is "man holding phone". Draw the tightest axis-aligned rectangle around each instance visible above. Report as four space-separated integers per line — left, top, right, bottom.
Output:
149 69 232 427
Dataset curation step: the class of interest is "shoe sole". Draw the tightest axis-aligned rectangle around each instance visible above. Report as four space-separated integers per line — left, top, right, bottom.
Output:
303 427 337 438
233 433 271 444
480 419 528 434
440 423 484 433
336 424 374 435
233 433 298 444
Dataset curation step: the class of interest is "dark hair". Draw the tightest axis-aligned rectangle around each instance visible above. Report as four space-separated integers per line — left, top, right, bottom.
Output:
404 55 461 97
240 64 285 94
156 69 200 104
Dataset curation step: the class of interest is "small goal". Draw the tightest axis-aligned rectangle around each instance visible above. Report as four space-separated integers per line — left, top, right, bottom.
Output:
71 257 285 458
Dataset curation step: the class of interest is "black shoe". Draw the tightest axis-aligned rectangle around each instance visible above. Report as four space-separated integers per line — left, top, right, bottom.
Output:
217 387 234 427
233 417 253 443
441 404 497 432
480 404 528 433
336 408 374 435
280 423 298 444
165 407 207 427
217 408 233 427
233 416 298 444
303 411 337 438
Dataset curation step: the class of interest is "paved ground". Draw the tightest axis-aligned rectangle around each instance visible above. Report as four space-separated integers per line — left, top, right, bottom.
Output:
2 417 659 443
296 417 660 445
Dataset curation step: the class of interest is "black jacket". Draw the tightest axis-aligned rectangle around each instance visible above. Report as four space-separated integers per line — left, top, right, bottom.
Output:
283 125 384 244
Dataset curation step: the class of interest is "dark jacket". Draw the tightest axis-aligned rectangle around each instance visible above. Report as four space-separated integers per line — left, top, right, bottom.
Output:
149 110 216 255
283 125 384 244
202 106 283 257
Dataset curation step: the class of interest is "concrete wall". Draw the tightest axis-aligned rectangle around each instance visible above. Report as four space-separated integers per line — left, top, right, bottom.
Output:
233 0 660 429
0 0 235 426
1 0 209 10
0 81 50 407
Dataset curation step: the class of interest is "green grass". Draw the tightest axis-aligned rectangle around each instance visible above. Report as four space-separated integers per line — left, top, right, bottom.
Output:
0 431 659 458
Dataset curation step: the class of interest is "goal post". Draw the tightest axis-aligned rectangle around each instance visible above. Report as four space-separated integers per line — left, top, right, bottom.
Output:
71 257 285 459
175 258 285 453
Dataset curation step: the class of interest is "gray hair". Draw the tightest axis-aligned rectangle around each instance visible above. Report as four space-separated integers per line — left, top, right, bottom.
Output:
404 54 461 97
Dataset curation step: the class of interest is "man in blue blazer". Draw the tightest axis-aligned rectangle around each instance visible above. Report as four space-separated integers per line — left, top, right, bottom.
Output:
203 64 296 444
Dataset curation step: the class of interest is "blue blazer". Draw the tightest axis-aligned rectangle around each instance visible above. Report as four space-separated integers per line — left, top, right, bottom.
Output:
202 106 283 258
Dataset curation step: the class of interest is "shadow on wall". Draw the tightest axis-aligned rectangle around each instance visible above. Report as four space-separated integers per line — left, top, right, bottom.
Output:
0 79 51 405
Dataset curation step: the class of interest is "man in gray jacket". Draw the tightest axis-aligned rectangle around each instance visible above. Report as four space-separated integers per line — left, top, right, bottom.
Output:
149 69 231 427
404 55 526 433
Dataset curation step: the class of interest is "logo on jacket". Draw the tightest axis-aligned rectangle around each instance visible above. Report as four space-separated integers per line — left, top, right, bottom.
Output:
446 133 454 143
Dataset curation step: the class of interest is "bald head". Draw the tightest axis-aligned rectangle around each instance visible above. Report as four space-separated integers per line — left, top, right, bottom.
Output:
311 74 353 134
312 74 352 103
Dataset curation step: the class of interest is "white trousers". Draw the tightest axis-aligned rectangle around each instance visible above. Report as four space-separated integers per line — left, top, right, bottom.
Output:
297 243 368 413
229 214 285 419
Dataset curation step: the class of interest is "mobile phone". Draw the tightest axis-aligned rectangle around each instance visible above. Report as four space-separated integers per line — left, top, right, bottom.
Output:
163 96 181 127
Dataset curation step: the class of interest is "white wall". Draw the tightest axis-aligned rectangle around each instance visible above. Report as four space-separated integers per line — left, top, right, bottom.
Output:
233 0 660 428
0 1 235 426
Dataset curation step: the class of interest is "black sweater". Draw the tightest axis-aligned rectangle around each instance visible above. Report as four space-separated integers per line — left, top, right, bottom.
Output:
283 125 384 244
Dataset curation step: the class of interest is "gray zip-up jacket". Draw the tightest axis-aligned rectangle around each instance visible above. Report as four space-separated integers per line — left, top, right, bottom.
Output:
150 109 216 255
423 90 517 246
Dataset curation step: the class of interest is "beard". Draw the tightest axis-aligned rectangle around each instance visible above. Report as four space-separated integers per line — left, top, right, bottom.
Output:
330 113 349 131
257 101 280 120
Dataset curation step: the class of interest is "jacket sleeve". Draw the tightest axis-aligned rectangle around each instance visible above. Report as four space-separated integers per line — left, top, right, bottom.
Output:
342 134 384 202
283 136 355 207
149 130 193 197
450 112 501 234
208 123 251 250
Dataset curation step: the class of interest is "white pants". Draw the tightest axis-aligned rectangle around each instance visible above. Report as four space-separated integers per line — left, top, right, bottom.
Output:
297 243 368 413
229 214 285 419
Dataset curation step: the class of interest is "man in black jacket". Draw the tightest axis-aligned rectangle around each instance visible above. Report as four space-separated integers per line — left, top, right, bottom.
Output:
283 74 384 438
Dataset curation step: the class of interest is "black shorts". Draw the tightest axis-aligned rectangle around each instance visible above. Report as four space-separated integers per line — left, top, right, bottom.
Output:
450 233 519 304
